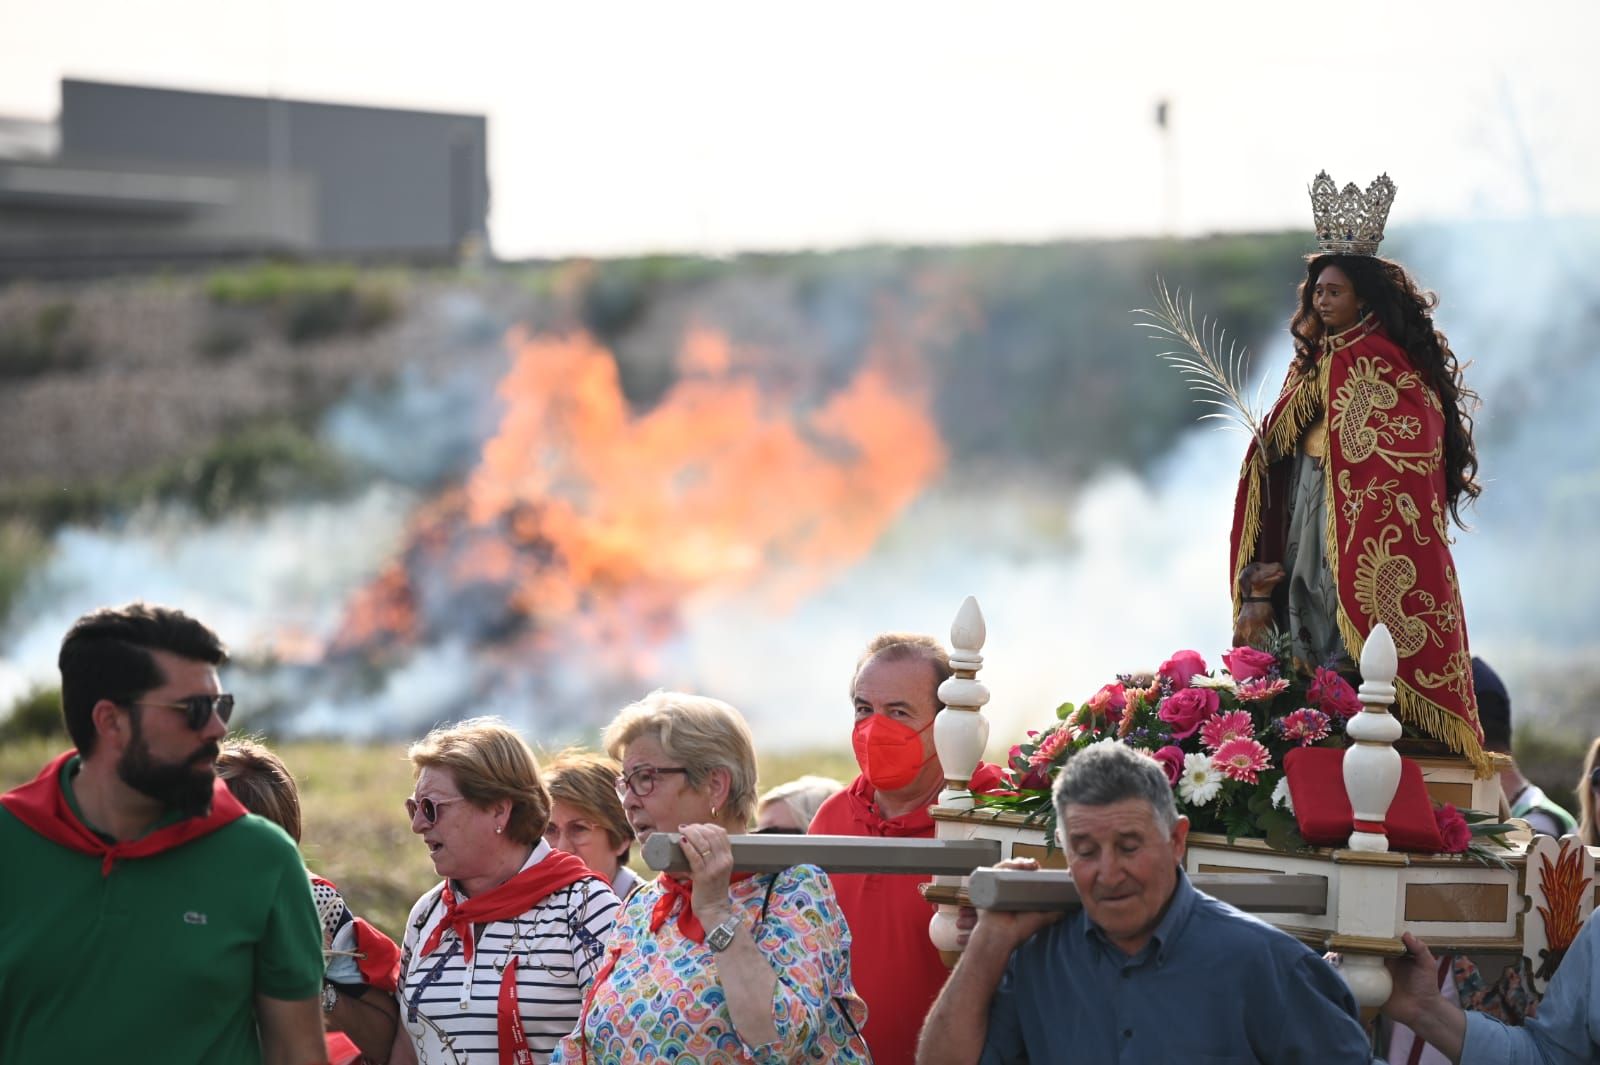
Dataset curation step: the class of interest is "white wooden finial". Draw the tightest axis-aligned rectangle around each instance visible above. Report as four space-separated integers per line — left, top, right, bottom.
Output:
1359 621 1398 685
935 596 991 810
1344 623 1403 852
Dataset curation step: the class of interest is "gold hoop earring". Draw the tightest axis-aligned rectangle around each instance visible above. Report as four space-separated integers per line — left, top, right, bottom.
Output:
710 805 718 818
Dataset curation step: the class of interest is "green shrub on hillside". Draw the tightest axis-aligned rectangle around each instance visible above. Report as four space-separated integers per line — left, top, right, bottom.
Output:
0 685 63 745
0 421 348 530
205 263 401 346
0 301 92 378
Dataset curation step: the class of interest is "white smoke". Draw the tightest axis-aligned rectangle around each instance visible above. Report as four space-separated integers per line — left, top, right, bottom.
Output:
4 223 1596 751
0 486 417 711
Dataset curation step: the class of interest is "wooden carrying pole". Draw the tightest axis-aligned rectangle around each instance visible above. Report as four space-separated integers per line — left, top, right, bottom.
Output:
969 868 1329 915
643 833 1002 876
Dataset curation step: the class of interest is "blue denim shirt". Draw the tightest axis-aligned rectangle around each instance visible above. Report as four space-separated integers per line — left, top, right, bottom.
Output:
1463 913 1600 1063
979 869 1371 1064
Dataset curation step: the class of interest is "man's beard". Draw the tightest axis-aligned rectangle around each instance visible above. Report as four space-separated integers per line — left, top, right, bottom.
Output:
117 714 219 818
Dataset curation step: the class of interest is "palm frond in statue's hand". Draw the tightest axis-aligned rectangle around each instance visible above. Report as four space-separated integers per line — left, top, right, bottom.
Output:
1133 278 1268 452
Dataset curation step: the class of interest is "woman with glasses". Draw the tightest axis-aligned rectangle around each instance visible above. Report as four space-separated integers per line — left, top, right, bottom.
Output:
391 718 621 1065
543 749 641 900
551 690 868 1065
1577 739 1600 848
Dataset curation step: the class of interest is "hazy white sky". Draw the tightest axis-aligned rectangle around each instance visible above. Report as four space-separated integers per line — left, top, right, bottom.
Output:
3 0 1597 257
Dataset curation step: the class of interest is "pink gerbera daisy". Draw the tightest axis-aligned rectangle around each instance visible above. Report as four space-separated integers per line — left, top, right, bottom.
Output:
1029 727 1073 768
1278 708 1331 747
1200 711 1255 752
1235 677 1290 703
1213 738 1272 783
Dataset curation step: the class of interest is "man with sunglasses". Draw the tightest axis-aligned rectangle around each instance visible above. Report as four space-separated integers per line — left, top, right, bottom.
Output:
0 602 326 1065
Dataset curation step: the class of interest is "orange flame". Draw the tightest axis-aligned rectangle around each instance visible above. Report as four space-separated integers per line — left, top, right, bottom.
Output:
331 323 945 664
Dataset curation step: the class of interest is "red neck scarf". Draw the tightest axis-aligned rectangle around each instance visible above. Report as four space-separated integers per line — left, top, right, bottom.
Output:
0 749 246 876
648 872 755 944
418 848 598 1065
420 848 598 963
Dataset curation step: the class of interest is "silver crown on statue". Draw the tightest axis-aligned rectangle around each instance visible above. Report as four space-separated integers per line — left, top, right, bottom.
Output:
1308 171 1396 256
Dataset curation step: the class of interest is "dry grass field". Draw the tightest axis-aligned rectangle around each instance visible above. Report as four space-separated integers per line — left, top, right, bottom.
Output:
0 737 859 938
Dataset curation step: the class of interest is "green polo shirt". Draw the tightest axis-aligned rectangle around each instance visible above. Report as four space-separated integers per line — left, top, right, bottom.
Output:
0 757 324 1064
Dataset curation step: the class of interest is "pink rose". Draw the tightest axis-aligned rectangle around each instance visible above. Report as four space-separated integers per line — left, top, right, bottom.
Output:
1157 686 1220 739
1158 650 1207 690
1222 645 1278 682
1084 682 1127 724
1435 803 1471 853
1309 667 1363 719
1153 745 1185 787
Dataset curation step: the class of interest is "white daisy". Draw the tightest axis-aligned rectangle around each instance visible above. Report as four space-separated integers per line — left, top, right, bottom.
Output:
1177 752 1223 806
1271 774 1294 812
1190 674 1238 692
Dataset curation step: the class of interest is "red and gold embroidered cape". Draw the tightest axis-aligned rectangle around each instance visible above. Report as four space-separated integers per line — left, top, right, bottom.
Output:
1228 314 1487 773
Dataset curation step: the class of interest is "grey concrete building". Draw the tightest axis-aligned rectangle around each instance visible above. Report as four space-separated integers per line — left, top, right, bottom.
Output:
0 78 489 277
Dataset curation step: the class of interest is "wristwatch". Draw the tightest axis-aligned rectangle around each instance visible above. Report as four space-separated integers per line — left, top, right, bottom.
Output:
321 982 338 1014
705 915 742 952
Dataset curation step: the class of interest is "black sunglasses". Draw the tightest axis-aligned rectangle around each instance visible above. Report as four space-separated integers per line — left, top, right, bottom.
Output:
1589 766 1600 790
130 693 236 731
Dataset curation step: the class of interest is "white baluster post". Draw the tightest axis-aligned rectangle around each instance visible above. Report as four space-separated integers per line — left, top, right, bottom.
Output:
1344 623 1402 852
934 595 991 810
1334 623 1405 1008
929 596 992 962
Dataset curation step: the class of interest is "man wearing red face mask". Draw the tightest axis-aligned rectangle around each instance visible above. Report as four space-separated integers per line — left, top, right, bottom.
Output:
808 633 1004 1065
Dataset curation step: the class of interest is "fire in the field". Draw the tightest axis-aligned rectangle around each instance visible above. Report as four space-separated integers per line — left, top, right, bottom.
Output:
331 322 945 671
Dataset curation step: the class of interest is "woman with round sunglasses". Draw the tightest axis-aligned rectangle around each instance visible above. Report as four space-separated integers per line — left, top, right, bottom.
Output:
542 750 641 901
390 718 621 1065
551 691 868 1065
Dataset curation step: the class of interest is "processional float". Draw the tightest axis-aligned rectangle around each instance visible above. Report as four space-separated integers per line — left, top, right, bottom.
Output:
646 597 1596 1010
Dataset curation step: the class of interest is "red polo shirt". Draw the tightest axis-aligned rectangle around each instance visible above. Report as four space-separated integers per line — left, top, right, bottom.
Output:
808 764 1002 1065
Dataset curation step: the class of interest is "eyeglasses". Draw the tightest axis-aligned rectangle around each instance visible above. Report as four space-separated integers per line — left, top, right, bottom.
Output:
614 766 690 798
1589 766 1600 790
405 795 467 825
129 693 236 731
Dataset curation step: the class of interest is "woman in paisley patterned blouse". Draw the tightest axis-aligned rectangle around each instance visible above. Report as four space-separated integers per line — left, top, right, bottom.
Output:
551 690 870 1065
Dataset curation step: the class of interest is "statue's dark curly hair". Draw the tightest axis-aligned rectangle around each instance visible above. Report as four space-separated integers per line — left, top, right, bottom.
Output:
1289 253 1481 526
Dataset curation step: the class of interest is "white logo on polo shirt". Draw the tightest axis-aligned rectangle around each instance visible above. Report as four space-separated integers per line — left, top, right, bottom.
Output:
183 911 208 925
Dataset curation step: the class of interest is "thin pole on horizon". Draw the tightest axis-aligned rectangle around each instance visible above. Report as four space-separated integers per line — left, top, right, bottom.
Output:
1156 97 1178 238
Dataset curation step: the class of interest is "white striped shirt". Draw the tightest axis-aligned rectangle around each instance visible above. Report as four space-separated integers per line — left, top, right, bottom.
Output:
398 843 620 1064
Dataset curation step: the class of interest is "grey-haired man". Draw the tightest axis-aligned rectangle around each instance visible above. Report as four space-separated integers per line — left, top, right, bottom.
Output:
916 741 1372 1064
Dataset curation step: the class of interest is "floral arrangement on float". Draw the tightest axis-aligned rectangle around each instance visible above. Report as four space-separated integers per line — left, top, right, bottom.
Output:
979 638 1513 858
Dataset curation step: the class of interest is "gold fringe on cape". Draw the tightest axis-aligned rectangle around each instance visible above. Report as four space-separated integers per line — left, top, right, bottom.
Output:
1236 346 1492 778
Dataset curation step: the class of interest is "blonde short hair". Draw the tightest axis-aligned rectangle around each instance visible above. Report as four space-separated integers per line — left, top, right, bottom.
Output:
217 738 303 844
758 775 844 830
603 691 759 826
409 717 550 845
545 748 634 857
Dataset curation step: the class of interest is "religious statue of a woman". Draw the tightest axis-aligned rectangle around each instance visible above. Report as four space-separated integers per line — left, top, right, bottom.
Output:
1228 172 1489 771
